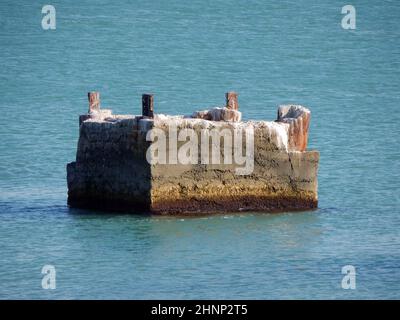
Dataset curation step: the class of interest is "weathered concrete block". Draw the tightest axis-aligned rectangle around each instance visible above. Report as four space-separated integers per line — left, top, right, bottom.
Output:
67 105 318 215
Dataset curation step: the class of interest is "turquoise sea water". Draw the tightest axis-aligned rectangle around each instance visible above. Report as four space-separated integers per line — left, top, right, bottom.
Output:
0 0 399 299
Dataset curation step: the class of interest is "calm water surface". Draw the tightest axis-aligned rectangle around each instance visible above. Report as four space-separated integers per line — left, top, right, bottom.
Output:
0 0 399 299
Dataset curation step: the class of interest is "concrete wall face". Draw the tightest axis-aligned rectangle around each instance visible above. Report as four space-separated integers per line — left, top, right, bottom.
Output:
67 107 319 215
67 117 152 211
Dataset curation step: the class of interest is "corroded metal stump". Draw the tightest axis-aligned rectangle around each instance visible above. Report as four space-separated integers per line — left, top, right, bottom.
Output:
142 94 154 118
225 91 239 110
88 92 100 113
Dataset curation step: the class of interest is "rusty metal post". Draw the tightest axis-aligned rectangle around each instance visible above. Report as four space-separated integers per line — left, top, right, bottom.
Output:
225 91 238 111
142 94 154 118
88 92 100 113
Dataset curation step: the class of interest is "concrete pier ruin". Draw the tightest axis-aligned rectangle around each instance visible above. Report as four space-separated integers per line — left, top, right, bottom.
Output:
67 92 319 215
